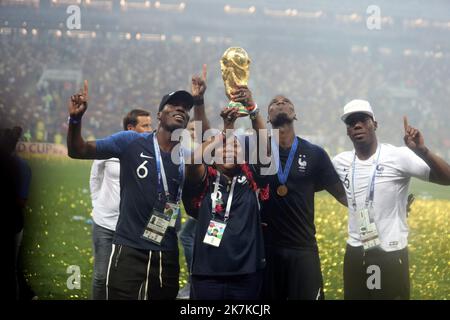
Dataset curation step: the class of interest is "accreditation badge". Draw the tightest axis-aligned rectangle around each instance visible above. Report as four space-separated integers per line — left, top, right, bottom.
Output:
165 201 180 228
142 209 170 245
203 219 227 247
358 208 381 250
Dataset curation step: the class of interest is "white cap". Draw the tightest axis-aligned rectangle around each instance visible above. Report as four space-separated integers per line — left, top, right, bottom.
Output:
341 99 375 122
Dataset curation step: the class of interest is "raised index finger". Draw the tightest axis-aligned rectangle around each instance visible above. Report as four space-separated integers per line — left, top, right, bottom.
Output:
202 64 207 81
84 80 89 99
403 116 409 132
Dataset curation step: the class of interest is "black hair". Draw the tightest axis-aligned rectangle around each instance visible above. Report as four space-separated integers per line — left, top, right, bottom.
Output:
123 109 150 130
0 126 22 154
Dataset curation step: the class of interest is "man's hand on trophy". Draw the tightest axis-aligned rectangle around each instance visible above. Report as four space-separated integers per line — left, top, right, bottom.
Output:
230 85 255 111
191 64 207 104
220 107 239 130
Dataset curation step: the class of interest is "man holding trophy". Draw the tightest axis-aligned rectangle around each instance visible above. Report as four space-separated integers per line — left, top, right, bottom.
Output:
182 47 270 300
220 47 259 119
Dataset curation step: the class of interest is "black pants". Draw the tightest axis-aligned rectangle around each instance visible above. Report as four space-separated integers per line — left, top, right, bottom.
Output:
191 270 263 300
106 244 179 300
344 244 410 300
262 245 324 300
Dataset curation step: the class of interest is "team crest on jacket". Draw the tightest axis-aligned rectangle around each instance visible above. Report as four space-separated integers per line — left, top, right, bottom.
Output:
237 175 247 184
376 164 385 175
298 154 307 172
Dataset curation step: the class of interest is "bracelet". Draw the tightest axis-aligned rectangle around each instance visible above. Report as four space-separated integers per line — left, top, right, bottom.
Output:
193 98 204 106
247 103 257 113
249 104 259 120
67 116 81 125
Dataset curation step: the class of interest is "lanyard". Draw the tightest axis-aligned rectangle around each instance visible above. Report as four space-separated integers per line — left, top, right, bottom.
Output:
153 134 185 203
351 145 381 210
211 171 237 223
270 131 298 185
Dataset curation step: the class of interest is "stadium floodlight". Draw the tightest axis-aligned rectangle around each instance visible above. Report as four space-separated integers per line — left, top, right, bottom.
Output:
225 4 256 15
350 13 360 22
0 27 12 35
32 28 38 36
151 1 183 11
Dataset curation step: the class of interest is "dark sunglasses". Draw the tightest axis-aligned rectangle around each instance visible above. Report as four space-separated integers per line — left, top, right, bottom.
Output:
345 114 372 127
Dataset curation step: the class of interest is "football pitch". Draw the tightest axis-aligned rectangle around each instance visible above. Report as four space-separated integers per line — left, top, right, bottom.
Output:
21 157 449 300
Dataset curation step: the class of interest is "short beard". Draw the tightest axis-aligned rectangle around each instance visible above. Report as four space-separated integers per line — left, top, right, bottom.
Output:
163 121 186 133
271 113 293 127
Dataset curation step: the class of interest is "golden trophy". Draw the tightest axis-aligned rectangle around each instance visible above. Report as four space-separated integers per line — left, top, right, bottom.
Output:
220 47 251 115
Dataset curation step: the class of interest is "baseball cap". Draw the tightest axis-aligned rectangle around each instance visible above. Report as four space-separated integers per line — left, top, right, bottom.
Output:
341 99 375 122
158 90 194 112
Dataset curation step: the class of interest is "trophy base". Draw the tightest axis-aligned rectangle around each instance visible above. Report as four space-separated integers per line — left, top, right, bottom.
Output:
227 101 248 116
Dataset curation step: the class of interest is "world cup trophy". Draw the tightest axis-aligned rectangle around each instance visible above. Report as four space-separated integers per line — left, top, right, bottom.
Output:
220 47 251 116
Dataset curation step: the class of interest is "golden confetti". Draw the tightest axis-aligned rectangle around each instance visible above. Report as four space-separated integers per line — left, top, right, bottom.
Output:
20 157 450 299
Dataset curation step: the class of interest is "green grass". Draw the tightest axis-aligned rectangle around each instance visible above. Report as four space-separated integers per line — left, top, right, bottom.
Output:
21 157 449 300
410 178 450 201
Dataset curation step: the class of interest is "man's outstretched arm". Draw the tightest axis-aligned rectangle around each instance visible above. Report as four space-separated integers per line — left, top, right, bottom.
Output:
67 80 97 159
404 116 450 185
192 64 210 134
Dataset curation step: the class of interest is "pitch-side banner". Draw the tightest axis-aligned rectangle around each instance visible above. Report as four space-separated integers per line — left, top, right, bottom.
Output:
16 142 68 157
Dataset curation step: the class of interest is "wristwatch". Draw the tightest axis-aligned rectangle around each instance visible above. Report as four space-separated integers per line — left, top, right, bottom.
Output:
193 97 204 106
67 116 80 125
249 104 259 121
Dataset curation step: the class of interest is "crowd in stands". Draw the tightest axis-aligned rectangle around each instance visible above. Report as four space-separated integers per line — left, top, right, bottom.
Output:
1 33 449 160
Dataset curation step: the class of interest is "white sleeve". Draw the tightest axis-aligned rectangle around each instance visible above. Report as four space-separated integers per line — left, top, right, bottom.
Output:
90 160 106 202
331 154 344 178
331 155 338 169
397 147 430 181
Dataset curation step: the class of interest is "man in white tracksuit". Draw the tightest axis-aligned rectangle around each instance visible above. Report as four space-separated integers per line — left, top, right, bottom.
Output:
332 99 450 299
